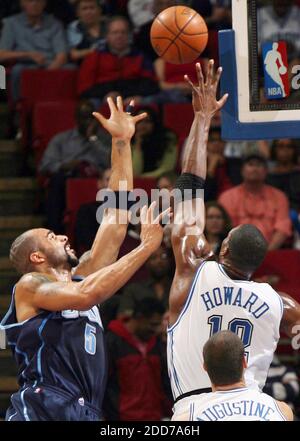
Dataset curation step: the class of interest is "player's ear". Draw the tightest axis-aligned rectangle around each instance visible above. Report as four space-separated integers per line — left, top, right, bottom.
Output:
203 362 207 372
29 251 46 265
242 356 248 369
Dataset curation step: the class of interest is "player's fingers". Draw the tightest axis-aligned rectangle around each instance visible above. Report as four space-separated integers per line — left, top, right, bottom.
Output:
147 201 157 223
92 112 106 127
213 66 223 89
107 96 116 115
184 74 196 90
206 59 214 87
217 93 229 109
116 96 123 112
140 205 148 224
126 99 135 114
133 112 148 123
196 62 204 86
154 207 172 225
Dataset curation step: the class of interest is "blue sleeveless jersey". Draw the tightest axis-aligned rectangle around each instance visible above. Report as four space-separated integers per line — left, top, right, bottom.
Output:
0 283 107 413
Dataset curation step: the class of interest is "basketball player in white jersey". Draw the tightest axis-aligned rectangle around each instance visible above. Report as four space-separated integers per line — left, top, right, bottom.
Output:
172 331 293 421
168 60 300 418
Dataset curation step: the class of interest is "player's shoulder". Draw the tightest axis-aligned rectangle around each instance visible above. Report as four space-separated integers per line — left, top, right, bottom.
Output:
16 272 55 293
275 400 294 421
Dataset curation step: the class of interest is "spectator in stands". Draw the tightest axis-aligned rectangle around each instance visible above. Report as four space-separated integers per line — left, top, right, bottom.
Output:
127 0 154 30
143 57 205 104
132 107 177 178
206 0 232 30
204 201 231 255
104 297 172 420
134 0 177 62
157 172 177 192
204 126 233 201
257 0 300 62
263 354 300 413
0 0 68 102
219 154 292 250
68 0 105 63
39 100 111 232
102 0 129 16
0 1 19 20
78 16 159 102
117 244 173 317
267 139 300 212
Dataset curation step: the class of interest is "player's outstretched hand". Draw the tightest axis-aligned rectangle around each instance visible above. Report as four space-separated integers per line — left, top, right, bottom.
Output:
93 96 147 140
184 59 229 119
140 202 172 251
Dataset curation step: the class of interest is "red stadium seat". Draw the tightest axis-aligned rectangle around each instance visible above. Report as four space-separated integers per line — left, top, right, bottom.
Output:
133 177 157 197
19 69 78 148
254 249 300 301
163 103 194 140
64 178 98 245
32 100 77 166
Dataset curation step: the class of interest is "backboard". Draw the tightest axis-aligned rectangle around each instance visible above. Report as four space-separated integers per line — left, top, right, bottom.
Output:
219 0 300 140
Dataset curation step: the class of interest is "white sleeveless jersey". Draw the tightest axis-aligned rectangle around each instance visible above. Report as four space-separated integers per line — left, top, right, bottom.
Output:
185 388 287 421
167 261 283 400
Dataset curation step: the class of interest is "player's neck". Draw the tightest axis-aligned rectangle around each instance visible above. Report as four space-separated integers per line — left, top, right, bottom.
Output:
212 380 246 392
243 181 264 193
220 261 251 281
38 265 72 282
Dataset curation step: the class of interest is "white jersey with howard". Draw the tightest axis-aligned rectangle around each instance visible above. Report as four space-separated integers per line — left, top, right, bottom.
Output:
183 387 287 421
167 261 283 400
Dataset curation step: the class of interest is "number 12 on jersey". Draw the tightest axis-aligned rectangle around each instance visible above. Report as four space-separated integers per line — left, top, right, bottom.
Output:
208 315 253 358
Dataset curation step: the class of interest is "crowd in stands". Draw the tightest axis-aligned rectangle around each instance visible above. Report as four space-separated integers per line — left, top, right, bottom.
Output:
0 0 300 420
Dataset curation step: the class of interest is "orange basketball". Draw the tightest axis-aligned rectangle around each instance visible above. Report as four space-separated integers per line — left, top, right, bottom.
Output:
150 6 208 64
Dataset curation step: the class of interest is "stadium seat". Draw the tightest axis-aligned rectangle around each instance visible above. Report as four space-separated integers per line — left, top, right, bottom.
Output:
162 103 194 140
133 177 157 197
18 69 78 148
254 249 300 301
64 178 98 245
32 100 77 166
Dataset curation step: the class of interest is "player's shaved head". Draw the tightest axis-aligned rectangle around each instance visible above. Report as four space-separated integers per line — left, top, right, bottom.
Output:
229 224 268 272
10 229 42 274
203 331 245 386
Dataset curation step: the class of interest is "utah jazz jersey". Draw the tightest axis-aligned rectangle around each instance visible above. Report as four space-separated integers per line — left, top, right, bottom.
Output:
185 388 288 421
0 285 107 419
168 261 283 401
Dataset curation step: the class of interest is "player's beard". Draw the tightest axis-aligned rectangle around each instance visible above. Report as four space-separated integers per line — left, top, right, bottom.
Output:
66 251 79 268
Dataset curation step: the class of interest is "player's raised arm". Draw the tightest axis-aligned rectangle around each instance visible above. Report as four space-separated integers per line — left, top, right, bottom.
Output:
16 203 171 317
73 97 147 277
280 292 300 339
169 60 228 324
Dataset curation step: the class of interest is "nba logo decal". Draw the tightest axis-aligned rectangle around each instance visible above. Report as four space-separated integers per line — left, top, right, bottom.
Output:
262 41 290 100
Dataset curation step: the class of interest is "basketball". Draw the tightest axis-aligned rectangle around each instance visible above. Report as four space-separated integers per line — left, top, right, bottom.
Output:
279 65 287 75
150 6 208 64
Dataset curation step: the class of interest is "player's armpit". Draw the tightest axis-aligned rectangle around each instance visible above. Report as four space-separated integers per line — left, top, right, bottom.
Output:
280 292 300 338
276 400 294 421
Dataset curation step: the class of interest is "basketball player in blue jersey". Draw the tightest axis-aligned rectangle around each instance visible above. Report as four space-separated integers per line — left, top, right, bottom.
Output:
168 60 300 418
0 96 170 421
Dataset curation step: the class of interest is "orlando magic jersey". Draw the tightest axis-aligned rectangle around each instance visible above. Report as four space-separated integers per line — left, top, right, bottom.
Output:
184 388 288 421
0 284 107 418
168 261 283 402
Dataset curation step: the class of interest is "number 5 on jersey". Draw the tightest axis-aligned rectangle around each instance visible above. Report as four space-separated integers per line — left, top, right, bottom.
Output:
85 323 97 355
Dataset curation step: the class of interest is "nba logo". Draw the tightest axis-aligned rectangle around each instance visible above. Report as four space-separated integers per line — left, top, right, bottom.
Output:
262 41 290 100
